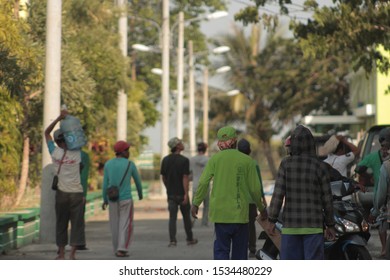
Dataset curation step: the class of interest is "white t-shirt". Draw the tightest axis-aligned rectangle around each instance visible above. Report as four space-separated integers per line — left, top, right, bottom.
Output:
50 145 82 193
324 152 355 177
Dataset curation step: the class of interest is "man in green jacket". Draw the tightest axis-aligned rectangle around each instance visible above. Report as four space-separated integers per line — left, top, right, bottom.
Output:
191 126 267 260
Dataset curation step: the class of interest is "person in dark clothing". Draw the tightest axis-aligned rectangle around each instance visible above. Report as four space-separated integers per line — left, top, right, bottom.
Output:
160 137 198 247
237 138 266 258
267 125 336 260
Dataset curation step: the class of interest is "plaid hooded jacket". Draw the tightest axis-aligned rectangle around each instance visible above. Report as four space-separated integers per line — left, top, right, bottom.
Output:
268 125 335 229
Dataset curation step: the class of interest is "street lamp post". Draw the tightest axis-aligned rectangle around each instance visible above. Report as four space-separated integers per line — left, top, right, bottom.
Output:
188 40 196 156
175 10 228 139
161 0 170 158
131 9 228 155
202 67 209 144
116 0 128 141
40 0 62 244
202 66 233 145
176 11 185 139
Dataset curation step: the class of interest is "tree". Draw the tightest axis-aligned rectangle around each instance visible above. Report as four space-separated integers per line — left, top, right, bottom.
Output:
212 24 280 178
0 0 43 207
0 0 161 207
213 22 352 178
235 0 390 75
28 0 159 152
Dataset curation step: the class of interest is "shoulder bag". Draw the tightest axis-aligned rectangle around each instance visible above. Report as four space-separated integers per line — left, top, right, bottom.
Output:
107 161 131 202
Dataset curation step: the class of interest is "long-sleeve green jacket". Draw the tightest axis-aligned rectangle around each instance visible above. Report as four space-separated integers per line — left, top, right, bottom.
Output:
193 149 265 223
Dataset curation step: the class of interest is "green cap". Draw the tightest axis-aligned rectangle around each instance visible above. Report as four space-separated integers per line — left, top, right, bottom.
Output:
217 126 237 141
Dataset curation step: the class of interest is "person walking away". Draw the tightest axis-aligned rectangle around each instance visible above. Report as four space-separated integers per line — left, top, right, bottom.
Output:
44 109 85 260
355 127 390 257
368 133 390 259
160 137 198 247
191 126 267 260
190 142 210 226
102 141 143 257
237 138 267 258
324 135 359 177
267 125 336 260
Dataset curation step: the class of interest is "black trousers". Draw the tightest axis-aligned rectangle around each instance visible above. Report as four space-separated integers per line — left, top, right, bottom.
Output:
55 190 85 247
167 196 193 242
248 203 258 253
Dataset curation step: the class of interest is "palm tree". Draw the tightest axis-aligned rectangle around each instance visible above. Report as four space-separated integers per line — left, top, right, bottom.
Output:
212 24 288 178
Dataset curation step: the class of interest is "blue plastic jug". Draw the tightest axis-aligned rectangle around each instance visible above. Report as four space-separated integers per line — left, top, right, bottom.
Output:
60 115 87 150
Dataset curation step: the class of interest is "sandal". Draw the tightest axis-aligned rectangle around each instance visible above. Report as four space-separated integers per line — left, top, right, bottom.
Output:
115 251 129 257
187 239 198 246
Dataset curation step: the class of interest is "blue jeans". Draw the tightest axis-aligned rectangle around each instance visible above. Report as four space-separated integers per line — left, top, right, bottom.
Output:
214 223 249 260
280 233 324 260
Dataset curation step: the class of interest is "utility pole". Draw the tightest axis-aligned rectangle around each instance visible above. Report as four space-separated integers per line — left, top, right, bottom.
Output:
203 67 209 144
161 0 170 157
188 40 196 156
40 0 62 243
42 0 62 169
116 0 128 141
176 11 184 139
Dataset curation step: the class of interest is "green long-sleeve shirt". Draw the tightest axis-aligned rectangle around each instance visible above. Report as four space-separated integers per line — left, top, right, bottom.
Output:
103 157 143 203
193 149 265 223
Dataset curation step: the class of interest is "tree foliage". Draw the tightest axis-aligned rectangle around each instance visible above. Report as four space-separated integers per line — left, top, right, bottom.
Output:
213 23 351 178
0 0 43 205
0 0 227 206
0 0 161 205
235 0 390 75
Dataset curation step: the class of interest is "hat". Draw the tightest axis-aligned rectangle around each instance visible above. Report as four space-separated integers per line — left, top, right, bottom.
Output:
237 138 251 154
53 129 64 141
168 137 182 149
114 141 130 153
217 126 237 141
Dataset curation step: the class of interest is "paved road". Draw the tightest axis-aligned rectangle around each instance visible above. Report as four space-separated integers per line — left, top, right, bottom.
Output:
0 192 385 260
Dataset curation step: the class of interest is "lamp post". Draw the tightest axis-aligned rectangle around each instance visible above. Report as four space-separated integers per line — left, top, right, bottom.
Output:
175 10 228 139
116 0 128 141
188 40 196 156
176 11 185 139
202 66 233 145
188 41 231 155
131 9 228 155
161 0 170 158
40 0 62 244
129 5 169 158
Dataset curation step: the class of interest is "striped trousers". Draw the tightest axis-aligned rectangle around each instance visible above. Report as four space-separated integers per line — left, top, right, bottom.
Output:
108 199 134 253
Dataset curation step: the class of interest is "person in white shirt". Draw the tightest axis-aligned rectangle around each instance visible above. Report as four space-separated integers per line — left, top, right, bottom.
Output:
190 142 210 226
324 135 359 177
44 110 85 260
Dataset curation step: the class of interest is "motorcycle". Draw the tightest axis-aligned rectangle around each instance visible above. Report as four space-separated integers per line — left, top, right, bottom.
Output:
256 179 372 260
